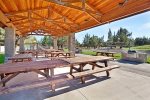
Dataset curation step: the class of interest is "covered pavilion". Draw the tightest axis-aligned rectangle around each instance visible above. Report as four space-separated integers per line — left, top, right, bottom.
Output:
0 0 150 59
0 1 150 99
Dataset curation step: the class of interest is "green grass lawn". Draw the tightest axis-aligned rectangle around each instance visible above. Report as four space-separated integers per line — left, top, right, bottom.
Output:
81 49 150 64
81 49 96 56
124 45 150 50
0 53 5 64
146 57 150 64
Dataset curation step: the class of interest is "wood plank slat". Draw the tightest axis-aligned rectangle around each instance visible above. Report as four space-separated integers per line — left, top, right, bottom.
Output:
67 65 119 79
0 75 69 95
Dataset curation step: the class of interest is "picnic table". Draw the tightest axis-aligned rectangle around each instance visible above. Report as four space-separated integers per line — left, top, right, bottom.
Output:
63 56 118 83
17 50 37 57
0 56 119 94
50 51 71 58
0 59 69 86
8 54 34 63
96 51 117 57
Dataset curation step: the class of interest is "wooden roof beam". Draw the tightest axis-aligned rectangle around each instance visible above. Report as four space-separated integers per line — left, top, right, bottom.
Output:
47 0 101 24
85 2 102 15
50 7 79 26
32 11 71 33
0 10 21 35
4 7 48 15
85 12 101 24
7 18 28 24
54 0 81 3
13 20 29 25
44 0 100 15
81 0 101 24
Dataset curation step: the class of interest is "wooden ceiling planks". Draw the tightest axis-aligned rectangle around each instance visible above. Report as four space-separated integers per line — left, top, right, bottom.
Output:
0 0 149 36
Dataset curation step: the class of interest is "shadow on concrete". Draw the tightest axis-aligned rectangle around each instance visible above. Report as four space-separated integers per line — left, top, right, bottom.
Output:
0 75 110 100
42 75 110 99
117 59 143 65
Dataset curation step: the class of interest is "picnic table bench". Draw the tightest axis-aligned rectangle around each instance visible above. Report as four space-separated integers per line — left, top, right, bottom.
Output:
0 56 119 94
18 50 37 57
50 51 71 58
63 56 119 84
96 51 117 57
7 54 34 63
0 59 70 94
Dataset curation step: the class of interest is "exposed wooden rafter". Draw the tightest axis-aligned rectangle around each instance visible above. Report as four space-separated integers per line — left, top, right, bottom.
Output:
0 0 149 36
32 11 71 33
44 0 100 15
0 10 21 35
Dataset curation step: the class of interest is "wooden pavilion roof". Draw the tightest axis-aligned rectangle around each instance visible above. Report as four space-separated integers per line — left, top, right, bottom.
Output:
0 0 150 36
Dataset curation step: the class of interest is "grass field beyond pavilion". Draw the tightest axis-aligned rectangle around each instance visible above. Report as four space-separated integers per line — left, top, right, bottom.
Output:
81 48 150 64
125 45 150 50
0 53 4 64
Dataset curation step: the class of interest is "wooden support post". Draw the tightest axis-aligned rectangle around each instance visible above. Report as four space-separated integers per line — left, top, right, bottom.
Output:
19 36 25 52
68 33 75 57
4 27 15 62
53 36 58 50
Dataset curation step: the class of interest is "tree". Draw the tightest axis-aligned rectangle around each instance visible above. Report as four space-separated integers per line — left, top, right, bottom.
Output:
134 37 150 46
116 28 132 43
57 36 67 49
107 29 113 43
41 36 53 47
75 39 80 47
83 33 90 48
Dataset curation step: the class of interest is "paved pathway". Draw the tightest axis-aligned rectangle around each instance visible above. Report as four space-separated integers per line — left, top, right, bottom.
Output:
0 54 150 100
110 60 150 77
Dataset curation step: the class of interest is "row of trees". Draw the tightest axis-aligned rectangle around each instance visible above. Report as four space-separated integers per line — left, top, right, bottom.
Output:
39 27 150 49
78 27 150 48
134 37 150 46
81 34 104 48
39 36 67 49
107 28 132 46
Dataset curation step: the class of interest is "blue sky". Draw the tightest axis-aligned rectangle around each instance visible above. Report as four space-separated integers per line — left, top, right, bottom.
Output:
75 11 150 43
36 11 150 42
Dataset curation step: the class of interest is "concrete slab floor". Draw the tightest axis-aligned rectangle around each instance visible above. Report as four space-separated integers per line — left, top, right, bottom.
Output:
0 55 150 100
0 68 150 100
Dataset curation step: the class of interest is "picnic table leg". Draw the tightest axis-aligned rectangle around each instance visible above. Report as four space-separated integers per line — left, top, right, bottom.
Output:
68 53 71 58
0 74 5 86
96 52 98 56
79 64 85 84
104 61 110 77
36 51 38 58
44 69 49 77
102 53 105 56
70 64 73 75
112 54 114 57
106 53 109 57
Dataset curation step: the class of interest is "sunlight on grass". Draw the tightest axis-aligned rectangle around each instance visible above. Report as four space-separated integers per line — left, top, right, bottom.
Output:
0 53 5 64
146 56 150 64
124 45 150 50
81 49 96 56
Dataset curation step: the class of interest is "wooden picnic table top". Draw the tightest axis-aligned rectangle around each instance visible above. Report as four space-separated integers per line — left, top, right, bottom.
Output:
8 54 33 60
62 56 113 64
0 56 113 74
51 51 70 54
0 59 69 74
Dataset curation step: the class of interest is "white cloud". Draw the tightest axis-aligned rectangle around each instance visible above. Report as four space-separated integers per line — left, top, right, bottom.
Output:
142 22 150 29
